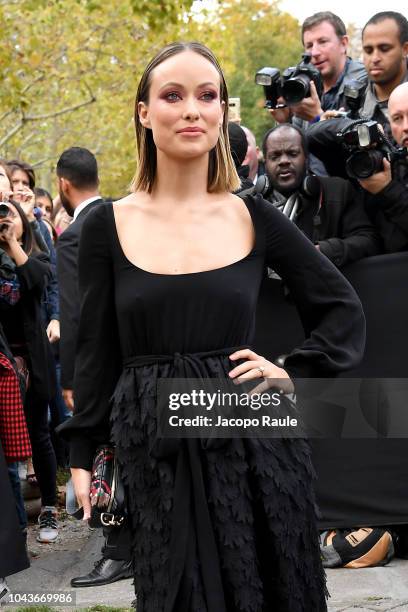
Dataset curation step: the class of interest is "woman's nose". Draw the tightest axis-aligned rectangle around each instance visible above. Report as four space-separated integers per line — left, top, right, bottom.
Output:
182 97 200 120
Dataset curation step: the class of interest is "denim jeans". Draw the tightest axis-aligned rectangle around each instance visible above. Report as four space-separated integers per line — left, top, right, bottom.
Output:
7 463 27 531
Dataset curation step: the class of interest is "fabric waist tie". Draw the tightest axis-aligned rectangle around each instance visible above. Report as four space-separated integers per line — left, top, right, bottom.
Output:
122 345 248 369
122 346 249 612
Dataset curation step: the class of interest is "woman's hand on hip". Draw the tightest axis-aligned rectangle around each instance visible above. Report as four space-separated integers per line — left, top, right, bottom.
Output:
70 468 92 520
229 348 294 395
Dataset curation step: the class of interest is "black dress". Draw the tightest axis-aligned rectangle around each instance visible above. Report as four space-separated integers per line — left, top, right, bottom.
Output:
59 195 365 612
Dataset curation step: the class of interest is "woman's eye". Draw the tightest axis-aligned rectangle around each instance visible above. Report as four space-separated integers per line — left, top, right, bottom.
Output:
165 92 181 102
201 91 217 101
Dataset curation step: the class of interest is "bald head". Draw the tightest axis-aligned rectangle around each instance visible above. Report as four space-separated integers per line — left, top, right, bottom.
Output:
389 82 408 147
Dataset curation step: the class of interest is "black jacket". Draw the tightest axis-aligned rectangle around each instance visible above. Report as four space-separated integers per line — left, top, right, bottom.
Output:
57 199 104 389
0 251 56 401
266 176 381 268
364 174 408 253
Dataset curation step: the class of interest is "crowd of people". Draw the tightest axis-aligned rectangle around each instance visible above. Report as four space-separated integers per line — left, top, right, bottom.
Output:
1 8 408 611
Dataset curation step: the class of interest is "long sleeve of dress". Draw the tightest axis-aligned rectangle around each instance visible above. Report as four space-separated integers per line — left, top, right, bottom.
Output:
57 206 122 469
253 195 366 377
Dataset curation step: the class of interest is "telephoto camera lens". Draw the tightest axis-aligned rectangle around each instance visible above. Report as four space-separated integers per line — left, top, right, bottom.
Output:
281 74 311 105
346 150 385 180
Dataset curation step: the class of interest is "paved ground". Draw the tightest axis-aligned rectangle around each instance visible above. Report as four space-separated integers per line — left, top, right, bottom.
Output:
4 520 408 611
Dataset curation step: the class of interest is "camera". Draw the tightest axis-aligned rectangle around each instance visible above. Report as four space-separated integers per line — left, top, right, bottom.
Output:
0 202 11 232
281 53 323 105
343 80 366 119
337 119 407 180
255 67 282 109
255 53 323 108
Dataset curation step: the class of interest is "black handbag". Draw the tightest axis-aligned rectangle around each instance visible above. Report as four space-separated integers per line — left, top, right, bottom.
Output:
88 445 126 528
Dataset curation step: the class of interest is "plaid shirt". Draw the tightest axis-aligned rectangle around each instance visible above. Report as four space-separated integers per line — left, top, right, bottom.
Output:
0 352 32 461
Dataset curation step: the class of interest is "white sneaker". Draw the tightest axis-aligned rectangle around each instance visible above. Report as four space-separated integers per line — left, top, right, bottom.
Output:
0 578 10 603
37 506 58 543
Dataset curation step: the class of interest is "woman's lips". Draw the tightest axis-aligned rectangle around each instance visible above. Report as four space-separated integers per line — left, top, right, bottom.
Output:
177 127 205 134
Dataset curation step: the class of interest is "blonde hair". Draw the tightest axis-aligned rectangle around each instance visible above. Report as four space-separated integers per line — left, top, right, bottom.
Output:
131 41 240 194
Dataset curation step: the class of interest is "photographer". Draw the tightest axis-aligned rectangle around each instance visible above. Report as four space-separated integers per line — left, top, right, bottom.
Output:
359 82 408 252
269 12 366 126
360 12 408 140
262 124 381 267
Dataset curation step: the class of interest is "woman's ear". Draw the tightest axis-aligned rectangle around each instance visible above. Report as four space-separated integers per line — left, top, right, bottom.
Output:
138 102 151 128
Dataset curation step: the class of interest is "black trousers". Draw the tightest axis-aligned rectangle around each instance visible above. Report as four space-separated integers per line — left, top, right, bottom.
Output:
102 521 132 561
25 387 57 507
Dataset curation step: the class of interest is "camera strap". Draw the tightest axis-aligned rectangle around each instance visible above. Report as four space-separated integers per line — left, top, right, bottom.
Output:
311 187 323 245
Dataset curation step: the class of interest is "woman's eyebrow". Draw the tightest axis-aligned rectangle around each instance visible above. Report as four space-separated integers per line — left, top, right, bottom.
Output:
158 81 217 92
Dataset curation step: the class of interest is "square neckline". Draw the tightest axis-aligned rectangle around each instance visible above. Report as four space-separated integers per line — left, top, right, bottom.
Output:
107 196 260 277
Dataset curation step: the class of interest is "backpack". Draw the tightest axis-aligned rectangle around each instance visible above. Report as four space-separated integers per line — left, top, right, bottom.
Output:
320 527 394 568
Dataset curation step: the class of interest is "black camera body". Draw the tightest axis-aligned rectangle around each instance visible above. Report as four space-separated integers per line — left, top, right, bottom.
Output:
0 202 11 232
256 53 323 108
337 120 407 180
281 53 323 105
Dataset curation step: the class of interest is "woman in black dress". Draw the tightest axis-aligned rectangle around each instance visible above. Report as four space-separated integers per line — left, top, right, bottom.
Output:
60 42 365 611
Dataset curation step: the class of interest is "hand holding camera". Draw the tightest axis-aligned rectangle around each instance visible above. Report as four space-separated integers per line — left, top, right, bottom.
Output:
0 202 28 265
0 212 17 246
290 80 323 122
268 96 291 123
256 53 323 122
358 158 392 194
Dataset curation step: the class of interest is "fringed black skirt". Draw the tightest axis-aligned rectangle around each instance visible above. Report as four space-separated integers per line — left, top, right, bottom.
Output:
110 350 327 612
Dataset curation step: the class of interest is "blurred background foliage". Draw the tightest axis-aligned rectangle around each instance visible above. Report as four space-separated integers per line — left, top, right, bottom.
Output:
1 0 302 197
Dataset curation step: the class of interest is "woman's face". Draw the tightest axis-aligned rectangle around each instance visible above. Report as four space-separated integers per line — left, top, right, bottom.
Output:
4 202 24 241
139 50 224 161
0 165 12 198
11 168 31 202
36 195 53 221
